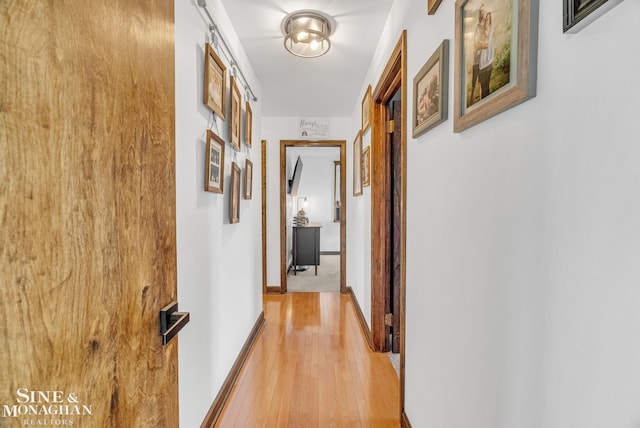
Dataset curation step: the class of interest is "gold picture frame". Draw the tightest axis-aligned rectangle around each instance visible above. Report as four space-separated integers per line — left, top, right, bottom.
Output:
244 159 253 200
204 130 225 194
453 0 538 132
229 76 241 152
353 131 363 196
203 43 226 119
362 145 370 188
230 161 240 224
413 40 449 138
244 101 253 148
361 85 372 133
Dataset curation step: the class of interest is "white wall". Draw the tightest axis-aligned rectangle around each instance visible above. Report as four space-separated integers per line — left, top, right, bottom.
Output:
353 0 640 427
175 1 263 426
262 117 351 286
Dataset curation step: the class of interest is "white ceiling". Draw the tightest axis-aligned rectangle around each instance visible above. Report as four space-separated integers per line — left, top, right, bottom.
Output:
218 0 394 117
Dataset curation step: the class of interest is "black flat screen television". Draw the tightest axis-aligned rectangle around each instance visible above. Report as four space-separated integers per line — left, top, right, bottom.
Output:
288 156 303 196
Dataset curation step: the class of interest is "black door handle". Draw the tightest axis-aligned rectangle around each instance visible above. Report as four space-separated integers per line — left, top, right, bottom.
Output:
159 301 190 345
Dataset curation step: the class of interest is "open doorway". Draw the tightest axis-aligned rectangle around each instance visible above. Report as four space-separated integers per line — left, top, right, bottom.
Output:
279 140 346 294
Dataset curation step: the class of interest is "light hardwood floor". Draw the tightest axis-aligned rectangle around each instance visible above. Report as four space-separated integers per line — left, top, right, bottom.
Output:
215 292 401 427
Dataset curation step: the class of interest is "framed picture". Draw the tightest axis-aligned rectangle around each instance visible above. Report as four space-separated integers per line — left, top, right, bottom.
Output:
362 146 371 188
230 161 240 224
563 0 623 33
413 39 449 138
229 76 241 152
244 159 253 200
353 131 363 196
453 0 538 132
204 130 225 194
361 85 372 133
428 0 445 14
203 43 226 119
244 101 253 148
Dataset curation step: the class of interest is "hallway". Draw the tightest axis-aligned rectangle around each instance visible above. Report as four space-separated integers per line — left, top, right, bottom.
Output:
215 292 400 427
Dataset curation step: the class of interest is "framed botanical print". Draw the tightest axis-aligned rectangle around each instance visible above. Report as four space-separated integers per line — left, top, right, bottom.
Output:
362 146 371 188
413 39 449 138
203 43 226 119
229 76 241 152
353 131 363 196
244 159 253 200
230 161 240 224
204 130 225 193
563 0 623 33
244 101 253 148
361 85 372 133
453 0 538 132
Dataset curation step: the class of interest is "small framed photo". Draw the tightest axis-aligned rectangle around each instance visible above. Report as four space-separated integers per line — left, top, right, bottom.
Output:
563 0 623 33
428 0 444 14
229 76 241 152
230 162 240 224
244 101 253 148
413 39 449 138
204 130 225 194
353 131 363 196
244 159 253 200
362 146 371 188
453 0 538 132
361 85 372 133
203 43 226 119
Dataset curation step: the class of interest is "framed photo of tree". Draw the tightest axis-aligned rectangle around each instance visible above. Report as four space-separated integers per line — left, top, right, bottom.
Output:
203 43 226 119
453 0 538 132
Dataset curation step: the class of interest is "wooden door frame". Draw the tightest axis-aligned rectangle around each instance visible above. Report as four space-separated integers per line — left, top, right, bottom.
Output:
370 30 407 417
261 140 268 294
279 140 347 294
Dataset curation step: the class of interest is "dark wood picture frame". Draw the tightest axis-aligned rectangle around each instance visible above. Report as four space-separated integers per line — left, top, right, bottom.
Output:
361 85 372 133
353 131 363 196
244 101 253 148
563 0 623 33
428 0 444 14
413 39 449 138
229 76 241 152
362 145 371 188
230 161 240 223
244 159 253 200
203 43 227 119
204 130 225 194
453 0 538 132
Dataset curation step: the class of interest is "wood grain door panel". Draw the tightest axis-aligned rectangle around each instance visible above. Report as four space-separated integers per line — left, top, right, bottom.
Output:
0 1 178 426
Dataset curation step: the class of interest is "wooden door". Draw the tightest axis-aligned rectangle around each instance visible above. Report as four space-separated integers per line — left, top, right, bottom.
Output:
390 100 402 354
0 1 178 427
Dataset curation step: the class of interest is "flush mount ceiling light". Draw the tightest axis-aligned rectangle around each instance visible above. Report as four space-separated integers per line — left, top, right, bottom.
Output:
281 10 335 58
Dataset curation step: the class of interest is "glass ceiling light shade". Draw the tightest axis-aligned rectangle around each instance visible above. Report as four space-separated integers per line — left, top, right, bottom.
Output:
282 10 334 58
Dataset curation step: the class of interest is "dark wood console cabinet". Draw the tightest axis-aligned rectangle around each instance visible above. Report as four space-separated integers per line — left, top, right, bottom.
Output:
292 222 321 275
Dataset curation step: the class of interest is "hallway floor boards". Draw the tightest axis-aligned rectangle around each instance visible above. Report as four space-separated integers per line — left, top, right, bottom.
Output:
215 292 401 427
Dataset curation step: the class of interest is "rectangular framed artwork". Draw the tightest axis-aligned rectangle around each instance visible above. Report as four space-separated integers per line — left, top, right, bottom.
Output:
453 0 538 132
563 0 623 33
204 130 225 193
413 39 449 138
230 161 240 224
244 159 253 200
362 145 371 188
361 85 372 133
353 131 363 196
244 101 253 148
229 76 241 152
203 43 226 119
